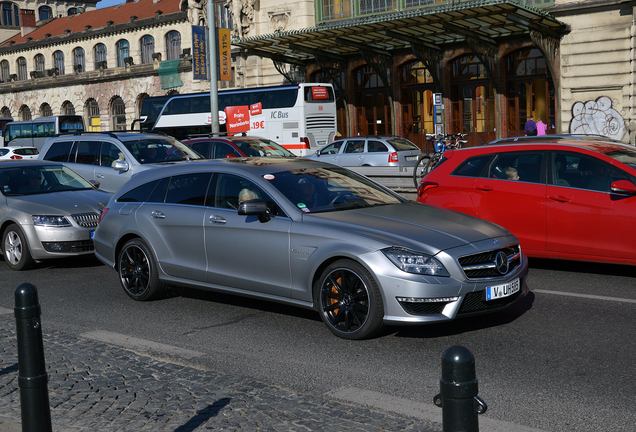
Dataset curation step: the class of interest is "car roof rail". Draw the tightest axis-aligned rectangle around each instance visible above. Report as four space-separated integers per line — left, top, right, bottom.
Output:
186 132 248 139
53 131 120 139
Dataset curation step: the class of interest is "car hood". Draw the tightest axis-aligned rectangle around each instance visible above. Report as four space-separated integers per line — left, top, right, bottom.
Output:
307 201 512 254
6 190 112 215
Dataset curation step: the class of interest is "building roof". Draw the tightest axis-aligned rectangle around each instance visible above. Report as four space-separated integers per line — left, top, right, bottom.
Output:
232 0 568 66
3 0 182 46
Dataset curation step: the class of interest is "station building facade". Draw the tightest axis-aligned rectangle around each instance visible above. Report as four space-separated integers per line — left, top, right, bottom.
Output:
0 0 634 148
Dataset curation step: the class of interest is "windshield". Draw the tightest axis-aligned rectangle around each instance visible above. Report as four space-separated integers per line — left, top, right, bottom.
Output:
604 149 636 169
0 164 94 196
387 138 419 151
234 138 294 157
265 166 404 213
123 137 203 164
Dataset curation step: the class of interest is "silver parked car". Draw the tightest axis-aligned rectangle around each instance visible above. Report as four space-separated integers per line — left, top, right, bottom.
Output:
39 132 203 193
93 158 528 339
305 136 421 167
0 160 111 270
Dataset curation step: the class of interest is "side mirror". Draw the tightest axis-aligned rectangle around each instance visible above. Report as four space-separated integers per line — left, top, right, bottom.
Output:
238 199 271 222
315 149 321 156
89 180 100 189
610 179 636 195
112 160 130 172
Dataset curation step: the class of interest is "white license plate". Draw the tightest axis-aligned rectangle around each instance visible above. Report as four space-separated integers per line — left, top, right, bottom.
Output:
405 156 418 161
486 278 520 301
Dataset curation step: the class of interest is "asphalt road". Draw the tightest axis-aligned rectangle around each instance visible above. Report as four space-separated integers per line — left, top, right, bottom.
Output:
1 255 635 431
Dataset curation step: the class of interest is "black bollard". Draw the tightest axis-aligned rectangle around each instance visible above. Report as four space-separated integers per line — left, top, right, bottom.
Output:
14 283 52 432
433 346 487 432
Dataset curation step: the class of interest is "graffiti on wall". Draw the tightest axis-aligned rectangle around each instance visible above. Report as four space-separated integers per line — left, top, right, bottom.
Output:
569 96 626 140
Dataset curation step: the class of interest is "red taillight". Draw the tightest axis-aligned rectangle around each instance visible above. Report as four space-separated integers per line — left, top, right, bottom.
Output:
388 152 399 163
417 181 439 199
300 137 311 149
97 208 109 224
10 155 22 159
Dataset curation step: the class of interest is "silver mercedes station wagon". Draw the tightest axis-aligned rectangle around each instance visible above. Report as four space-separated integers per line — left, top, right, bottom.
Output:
94 157 529 339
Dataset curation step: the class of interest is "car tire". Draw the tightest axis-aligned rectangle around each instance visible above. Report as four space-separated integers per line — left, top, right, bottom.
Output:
117 238 166 301
314 259 385 340
2 224 34 271
413 154 431 187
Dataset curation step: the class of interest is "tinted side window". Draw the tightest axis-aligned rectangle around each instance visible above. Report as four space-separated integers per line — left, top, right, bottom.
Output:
212 142 238 158
452 155 493 177
343 140 364 153
165 173 212 206
43 141 74 162
320 141 343 155
489 152 544 183
118 179 163 202
367 140 388 153
213 173 285 216
75 140 100 165
100 142 122 167
189 142 211 158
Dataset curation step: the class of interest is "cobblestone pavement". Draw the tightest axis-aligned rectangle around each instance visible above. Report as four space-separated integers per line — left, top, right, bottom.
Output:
0 316 441 432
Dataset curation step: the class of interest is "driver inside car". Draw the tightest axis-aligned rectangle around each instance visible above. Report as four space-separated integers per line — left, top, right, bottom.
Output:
293 177 327 210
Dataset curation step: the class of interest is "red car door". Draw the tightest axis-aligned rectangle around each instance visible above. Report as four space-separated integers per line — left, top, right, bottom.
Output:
545 151 636 262
469 151 547 253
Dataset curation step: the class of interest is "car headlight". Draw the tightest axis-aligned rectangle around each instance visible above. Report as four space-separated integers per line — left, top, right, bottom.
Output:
382 247 449 277
32 215 72 227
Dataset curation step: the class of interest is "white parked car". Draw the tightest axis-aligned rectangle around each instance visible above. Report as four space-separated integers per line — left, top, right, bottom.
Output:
0 146 39 160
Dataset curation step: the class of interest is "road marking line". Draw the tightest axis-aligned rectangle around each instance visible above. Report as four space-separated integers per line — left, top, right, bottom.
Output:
80 330 205 359
533 289 636 304
326 387 547 432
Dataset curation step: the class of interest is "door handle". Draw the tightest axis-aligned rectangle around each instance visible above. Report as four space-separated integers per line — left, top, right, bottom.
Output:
150 210 165 219
474 185 493 192
548 195 571 203
209 215 227 224
96 173 104 179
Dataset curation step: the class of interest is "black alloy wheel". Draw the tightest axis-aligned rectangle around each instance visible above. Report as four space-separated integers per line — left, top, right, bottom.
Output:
315 260 384 340
118 238 165 301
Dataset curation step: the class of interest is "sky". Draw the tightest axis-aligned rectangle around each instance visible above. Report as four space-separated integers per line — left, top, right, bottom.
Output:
97 0 127 9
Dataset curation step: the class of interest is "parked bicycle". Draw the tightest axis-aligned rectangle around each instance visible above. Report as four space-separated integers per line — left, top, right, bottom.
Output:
412 133 467 187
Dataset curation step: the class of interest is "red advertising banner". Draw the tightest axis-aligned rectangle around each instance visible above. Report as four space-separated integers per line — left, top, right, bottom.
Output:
250 102 262 116
311 87 329 100
225 106 250 133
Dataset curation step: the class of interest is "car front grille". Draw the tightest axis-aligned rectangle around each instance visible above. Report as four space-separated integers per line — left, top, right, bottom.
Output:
458 245 521 279
457 288 522 316
71 213 100 228
42 240 94 253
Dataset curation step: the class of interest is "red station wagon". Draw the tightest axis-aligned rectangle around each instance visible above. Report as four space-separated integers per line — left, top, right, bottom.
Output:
416 140 636 266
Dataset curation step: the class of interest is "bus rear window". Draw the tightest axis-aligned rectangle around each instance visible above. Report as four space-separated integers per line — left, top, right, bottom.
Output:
304 86 335 102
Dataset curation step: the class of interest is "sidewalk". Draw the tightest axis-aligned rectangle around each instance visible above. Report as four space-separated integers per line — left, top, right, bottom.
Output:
0 315 440 432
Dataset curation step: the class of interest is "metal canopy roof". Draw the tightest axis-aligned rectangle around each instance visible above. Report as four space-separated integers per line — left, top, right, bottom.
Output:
232 0 568 65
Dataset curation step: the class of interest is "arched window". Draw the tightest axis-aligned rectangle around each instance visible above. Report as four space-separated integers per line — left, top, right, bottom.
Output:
140 35 155 64
73 47 85 72
165 31 181 60
53 50 65 74
1 2 19 26
86 99 100 131
62 101 75 115
17 57 27 81
94 43 107 66
1 107 11 118
40 103 53 117
1 60 9 82
39 6 52 21
19 105 31 121
35 54 45 71
68 7 77 16
111 97 126 131
116 39 129 67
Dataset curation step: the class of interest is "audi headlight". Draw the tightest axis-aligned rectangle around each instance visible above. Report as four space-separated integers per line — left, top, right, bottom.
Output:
32 215 72 227
383 247 449 277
